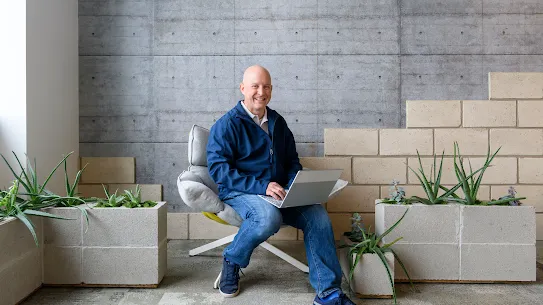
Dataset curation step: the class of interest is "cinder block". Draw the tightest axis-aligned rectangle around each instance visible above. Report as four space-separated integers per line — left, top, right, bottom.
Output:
490 129 543 155
80 157 135 184
391 243 460 281
463 100 516 127
518 100 543 127
328 213 375 241
0 217 42 264
537 214 543 241
379 129 433 156
83 202 166 247
491 185 543 212
406 100 461 128
434 128 489 155
43 246 82 284
9 250 42 304
324 129 378 156
460 244 536 281
461 206 536 244
353 157 407 184
167 213 188 240
375 204 460 244
269 226 298 241
407 157 456 185
43 207 82 246
442 185 490 200
82 244 164 285
462 157 517 184
489 72 543 100
300 157 352 182
188 213 238 239
108 184 162 201
327 186 379 213
519 158 543 184
78 184 107 198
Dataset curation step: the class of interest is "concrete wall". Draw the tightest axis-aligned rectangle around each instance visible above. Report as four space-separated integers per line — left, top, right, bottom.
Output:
27 0 79 195
79 0 543 212
0 1 27 189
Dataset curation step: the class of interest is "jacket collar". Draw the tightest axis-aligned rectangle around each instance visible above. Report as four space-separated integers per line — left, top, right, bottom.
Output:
234 100 277 134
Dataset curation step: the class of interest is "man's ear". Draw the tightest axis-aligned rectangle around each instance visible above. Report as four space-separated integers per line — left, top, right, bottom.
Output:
239 82 245 94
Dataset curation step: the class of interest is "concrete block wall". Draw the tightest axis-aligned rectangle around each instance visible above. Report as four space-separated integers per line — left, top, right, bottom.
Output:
79 1 543 213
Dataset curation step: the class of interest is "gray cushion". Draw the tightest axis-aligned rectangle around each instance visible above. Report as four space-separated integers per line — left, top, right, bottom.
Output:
188 125 209 167
177 171 223 214
188 165 219 194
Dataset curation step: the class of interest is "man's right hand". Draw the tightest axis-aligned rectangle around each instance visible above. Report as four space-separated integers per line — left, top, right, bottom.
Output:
266 182 286 200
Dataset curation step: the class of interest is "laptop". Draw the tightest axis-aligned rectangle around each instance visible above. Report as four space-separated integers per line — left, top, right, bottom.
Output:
258 169 343 208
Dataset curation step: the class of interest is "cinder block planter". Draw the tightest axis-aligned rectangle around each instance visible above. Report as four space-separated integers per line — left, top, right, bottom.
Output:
0 217 43 305
43 202 167 287
338 236 393 298
375 203 536 282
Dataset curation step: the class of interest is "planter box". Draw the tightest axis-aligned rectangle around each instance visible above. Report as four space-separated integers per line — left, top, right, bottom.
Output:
0 217 42 305
338 236 393 298
43 202 167 287
375 202 536 282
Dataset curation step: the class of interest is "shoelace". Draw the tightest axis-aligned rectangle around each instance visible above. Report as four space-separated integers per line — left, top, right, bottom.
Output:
224 263 243 285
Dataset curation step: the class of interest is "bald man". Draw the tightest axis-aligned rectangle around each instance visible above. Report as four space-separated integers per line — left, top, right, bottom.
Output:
207 66 355 305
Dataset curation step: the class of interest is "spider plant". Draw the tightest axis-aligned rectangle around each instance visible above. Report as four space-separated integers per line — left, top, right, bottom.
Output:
449 142 525 205
340 210 413 304
0 180 70 246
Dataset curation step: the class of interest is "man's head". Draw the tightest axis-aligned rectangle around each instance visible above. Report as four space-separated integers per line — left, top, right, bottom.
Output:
240 65 272 116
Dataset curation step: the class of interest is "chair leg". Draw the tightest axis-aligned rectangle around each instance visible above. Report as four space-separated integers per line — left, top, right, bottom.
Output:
189 234 236 256
259 241 309 273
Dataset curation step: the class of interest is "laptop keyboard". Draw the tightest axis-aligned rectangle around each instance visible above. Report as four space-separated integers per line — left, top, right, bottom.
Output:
258 195 283 208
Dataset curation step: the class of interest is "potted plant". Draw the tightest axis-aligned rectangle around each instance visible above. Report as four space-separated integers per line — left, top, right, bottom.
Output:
339 210 412 304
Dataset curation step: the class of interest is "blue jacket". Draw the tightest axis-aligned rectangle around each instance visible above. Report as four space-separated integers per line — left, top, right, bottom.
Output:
207 101 302 200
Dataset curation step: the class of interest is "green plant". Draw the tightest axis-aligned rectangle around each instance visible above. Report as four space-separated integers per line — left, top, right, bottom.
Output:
380 179 411 204
340 210 413 304
95 185 125 207
448 142 525 205
95 185 157 208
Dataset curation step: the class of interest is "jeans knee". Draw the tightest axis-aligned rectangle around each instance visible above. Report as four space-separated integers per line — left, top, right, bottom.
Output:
251 213 282 240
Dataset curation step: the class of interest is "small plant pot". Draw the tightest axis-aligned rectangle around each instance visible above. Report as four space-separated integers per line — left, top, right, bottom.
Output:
338 236 394 298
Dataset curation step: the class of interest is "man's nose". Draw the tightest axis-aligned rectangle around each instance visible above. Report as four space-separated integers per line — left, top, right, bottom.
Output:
257 86 263 95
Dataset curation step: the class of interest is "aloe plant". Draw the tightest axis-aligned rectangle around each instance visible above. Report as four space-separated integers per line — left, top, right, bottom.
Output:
340 210 413 304
95 185 125 207
95 184 157 208
448 142 525 205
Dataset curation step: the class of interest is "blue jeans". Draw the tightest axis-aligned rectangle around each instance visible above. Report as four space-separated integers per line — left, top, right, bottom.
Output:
222 191 342 298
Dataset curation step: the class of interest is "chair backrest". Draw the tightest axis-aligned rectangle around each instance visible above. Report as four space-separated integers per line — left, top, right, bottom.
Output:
187 125 219 194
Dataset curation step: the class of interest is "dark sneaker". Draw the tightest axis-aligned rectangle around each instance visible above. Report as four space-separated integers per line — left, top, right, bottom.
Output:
313 292 356 305
217 257 241 297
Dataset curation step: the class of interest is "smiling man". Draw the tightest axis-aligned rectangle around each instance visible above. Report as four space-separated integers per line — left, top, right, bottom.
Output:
206 65 355 305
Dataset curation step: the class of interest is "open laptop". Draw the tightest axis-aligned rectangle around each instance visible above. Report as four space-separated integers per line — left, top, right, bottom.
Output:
258 169 343 208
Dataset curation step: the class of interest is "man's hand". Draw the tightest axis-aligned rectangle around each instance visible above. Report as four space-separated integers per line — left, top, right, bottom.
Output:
266 182 286 200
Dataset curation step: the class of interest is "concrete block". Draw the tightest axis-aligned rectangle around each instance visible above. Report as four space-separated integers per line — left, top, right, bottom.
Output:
460 244 536 281
518 100 543 127
380 129 433 156
43 246 82 284
82 241 166 285
327 186 379 213
0 217 42 263
463 100 516 127
406 100 461 128
434 128 489 156
442 185 490 200
402 0 482 14
482 0 543 14
9 250 42 304
80 157 135 184
491 185 543 212
461 206 536 244
318 0 399 17
339 244 393 296
489 72 543 99
43 207 82 246
519 158 543 184
461 157 517 184
329 213 375 241
375 204 460 244
83 202 167 247
167 212 188 240
391 243 460 280
491 129 543 155
407 157 456 185
300 157 352 183
108 184 162 201
401 15 483 54
80 114 159 143
235 0 317 19
537 214 543 240
269 226 298 241
188 213 238 239
155 0 234 19
354 157 407 184
79 0 153 16
324 129 378 156
484 15 543 55
78 184 107 198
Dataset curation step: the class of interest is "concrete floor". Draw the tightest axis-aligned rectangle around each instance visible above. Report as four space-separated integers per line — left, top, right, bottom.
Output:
22 240 543 305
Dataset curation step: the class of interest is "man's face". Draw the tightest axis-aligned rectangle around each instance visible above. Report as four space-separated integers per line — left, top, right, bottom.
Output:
240 67 272 114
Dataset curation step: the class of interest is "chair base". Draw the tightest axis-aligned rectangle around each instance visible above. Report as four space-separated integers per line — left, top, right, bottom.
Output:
189 233 309 273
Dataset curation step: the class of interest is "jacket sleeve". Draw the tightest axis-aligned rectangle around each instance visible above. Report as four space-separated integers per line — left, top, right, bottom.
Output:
284 120 303 188
206 119 269 195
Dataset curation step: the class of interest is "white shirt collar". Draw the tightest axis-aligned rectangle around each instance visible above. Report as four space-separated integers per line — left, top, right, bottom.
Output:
241 101 268 126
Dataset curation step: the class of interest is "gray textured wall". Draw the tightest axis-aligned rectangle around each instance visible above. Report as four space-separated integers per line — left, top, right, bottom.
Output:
79 0 543 212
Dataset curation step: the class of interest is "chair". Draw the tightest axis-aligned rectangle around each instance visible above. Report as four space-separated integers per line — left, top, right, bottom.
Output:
177 125 310 273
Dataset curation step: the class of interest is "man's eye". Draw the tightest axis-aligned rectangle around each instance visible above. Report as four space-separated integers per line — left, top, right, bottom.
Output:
252 85 258 88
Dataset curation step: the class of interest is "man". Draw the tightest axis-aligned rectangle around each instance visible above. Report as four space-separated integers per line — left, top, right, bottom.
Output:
206 65 355 305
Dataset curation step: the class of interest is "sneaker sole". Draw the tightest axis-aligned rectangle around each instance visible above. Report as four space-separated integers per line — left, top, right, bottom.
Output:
219 287 240 298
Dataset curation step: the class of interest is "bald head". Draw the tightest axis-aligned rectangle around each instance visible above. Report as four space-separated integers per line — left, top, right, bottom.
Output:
240 65 273 118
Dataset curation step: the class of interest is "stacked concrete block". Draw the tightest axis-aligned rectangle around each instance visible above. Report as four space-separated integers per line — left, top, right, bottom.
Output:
0 217 42 305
